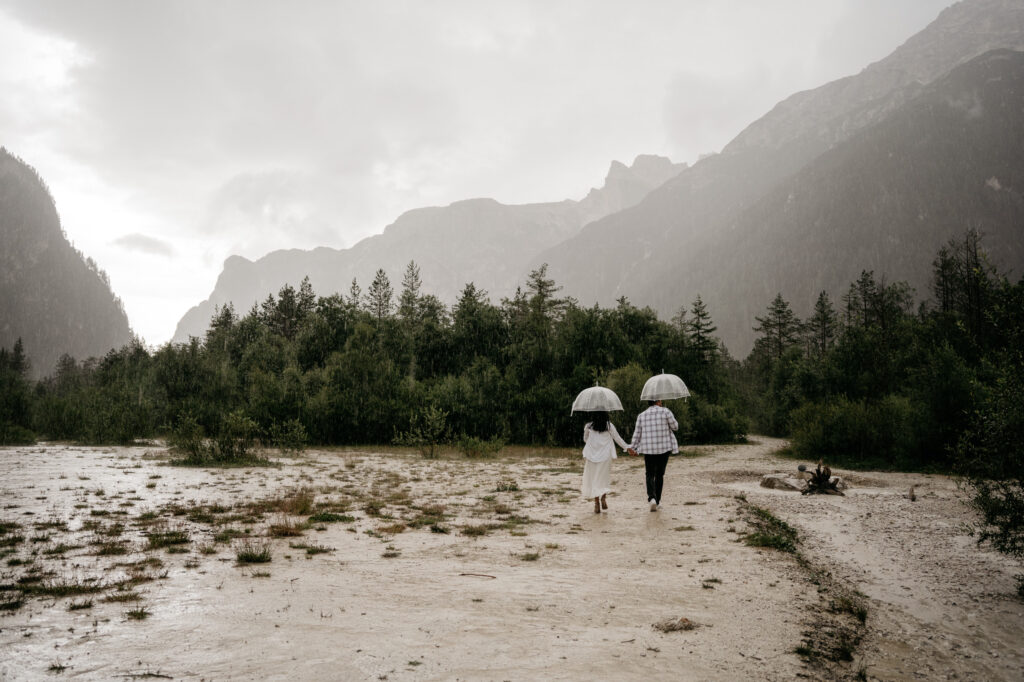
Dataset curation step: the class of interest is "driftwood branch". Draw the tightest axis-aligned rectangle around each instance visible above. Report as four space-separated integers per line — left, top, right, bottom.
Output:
801 460 845 496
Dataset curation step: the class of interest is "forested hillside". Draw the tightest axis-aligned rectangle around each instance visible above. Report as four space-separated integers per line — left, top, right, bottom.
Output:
0 148 134 377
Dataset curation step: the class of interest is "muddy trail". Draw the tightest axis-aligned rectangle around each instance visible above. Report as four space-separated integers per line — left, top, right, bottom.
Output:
0 440 1020 680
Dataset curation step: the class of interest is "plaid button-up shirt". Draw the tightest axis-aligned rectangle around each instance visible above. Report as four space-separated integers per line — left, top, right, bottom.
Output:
629 405 679 454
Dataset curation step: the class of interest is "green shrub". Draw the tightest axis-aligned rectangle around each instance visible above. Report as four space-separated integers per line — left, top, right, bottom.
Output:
213 410 258 461
686 398 747 443
456 434 504 458
789 395 922 468
167 411 206 463
169 410 267 465
0 424 35 445
958 355 1024 582
267 418 308 454
394 405 450 458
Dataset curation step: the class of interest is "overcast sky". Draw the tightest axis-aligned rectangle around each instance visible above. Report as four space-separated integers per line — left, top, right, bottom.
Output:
1 0 953 344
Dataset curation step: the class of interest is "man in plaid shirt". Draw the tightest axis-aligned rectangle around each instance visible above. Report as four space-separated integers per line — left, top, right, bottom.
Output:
628 399 679 511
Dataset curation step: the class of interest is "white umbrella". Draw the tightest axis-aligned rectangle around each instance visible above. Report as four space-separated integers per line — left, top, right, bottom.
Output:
640 372 690 401
571 386 624 414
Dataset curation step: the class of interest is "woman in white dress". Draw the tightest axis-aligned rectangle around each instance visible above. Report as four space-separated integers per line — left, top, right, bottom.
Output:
581 411 630 513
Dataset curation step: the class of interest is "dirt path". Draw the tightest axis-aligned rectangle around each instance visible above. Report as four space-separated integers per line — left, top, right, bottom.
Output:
0 440 1021 680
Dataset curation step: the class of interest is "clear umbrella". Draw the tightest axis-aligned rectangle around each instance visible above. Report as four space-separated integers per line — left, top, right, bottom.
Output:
571 386 624 414
640 372 690 401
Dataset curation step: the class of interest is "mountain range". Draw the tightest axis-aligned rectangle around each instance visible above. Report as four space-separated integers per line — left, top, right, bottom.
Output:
0 148 134 377
172 154 685 341
535 0 1024 355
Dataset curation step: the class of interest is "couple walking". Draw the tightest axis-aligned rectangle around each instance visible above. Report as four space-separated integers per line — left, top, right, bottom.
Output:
581 399 678 514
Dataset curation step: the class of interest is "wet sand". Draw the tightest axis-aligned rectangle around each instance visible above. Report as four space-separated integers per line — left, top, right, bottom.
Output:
0 440 1021 680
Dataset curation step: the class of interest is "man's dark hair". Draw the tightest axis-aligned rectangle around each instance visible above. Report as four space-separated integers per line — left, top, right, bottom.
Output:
591 411 609 432
648 400 661 406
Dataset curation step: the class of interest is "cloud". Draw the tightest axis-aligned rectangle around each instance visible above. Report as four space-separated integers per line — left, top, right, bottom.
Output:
111 233 174 257
0 0 956 344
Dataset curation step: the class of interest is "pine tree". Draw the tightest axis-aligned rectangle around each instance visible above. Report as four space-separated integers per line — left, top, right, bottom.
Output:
347 278 362 309
525 263 566 323
398 260 422 323
365 269 394 320
688 295 718 365
805 291 837 358
298 276 316 318
753 293 801 362
931 230 999 345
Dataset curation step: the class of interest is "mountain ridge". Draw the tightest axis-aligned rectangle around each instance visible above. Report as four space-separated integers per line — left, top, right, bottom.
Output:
173 0 1024 355
534 0 1024 355
172 154 685 341
0 148 135 377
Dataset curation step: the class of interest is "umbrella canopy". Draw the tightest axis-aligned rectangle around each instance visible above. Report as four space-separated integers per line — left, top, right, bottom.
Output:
640 373 691 401
571 386 624 414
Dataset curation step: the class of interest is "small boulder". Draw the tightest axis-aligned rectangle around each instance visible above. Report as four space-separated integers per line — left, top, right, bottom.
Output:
760 474 802 492
654 616 698 632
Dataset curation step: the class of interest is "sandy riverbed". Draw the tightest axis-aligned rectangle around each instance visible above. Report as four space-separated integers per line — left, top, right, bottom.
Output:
0 439 1021 681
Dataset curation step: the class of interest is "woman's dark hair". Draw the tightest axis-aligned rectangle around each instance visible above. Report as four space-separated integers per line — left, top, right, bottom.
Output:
591 411 609 432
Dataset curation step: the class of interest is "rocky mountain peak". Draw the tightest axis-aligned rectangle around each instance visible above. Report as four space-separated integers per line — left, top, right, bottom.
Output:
724 0 1024 154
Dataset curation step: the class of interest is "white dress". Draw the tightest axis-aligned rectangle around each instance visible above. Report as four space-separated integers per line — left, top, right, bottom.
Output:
581 422 629 499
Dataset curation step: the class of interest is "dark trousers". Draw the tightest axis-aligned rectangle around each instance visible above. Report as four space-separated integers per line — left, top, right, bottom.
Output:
643 452 671 503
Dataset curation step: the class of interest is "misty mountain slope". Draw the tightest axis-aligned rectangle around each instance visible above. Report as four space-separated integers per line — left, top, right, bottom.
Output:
534 0 1024 354
0 148 134 377
675 48 1024 356
173 155 684 341
726 0 1024 155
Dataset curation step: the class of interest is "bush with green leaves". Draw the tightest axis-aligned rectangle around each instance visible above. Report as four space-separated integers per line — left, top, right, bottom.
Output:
168 409 263 464
686 397 747 444
957 354 1024 596
394 405 450 458
212 410 258 461
456 434 505 458
267 418 308 454
0 424 35 445
167 411 206 463
789 395 921 468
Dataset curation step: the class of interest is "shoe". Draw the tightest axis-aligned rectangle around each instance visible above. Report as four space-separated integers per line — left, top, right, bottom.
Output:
601 495 608 510
594 499 602 513
649 499 658 512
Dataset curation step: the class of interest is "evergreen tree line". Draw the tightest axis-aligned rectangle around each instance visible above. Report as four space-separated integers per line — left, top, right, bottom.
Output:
738 230 1023 473
0 231 1020 479
0 262 748 449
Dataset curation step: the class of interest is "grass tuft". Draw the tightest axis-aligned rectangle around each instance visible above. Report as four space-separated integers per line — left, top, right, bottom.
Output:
308 512 355 524
741 505 797 553
268 517 305 538
1 597 24 611
95 541 129 556
289 542 334 556
125 603 151 620
145 528 190 550
236 539 272 564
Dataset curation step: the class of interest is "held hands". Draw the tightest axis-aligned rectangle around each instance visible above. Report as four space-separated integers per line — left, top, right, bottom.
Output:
627 448 638 456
